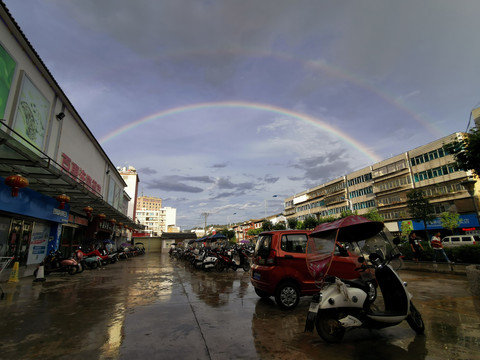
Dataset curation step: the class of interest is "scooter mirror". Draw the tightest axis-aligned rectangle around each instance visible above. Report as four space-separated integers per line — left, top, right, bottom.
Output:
357 256 365 264
393 237 401 245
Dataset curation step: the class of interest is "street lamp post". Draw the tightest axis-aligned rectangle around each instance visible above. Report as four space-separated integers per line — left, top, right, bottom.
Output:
227 213 237 228
265 195 278 218
461 178 480 227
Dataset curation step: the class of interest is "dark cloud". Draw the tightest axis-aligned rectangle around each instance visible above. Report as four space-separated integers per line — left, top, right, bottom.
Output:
216 177 256 191
147 179 203 193
289 152 352 183
164 175 215 183
211 191 237 200
137 167 157 175
211 163 228 168
146 175 214 193
264 175 280 184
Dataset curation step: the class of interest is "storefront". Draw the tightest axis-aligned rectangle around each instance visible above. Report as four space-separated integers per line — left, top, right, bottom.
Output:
0 178 68 266
398 213 480 238
0 4 139 275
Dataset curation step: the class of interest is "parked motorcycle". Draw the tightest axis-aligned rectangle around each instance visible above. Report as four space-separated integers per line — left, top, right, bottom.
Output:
200 249 218 271
304 215 425 343
101 248 118 264
34 250 81 276
75 248 104 269
215 248 239 272
237 246 251 272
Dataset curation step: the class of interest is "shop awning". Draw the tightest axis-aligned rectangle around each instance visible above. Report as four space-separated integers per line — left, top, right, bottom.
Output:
0 123 139 229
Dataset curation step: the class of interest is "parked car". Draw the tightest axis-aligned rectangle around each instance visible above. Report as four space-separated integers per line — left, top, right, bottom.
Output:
442 235 479 247
250 230 376 310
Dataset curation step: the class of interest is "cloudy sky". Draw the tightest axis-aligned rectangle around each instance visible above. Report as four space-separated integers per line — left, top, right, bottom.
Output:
4 0 479 229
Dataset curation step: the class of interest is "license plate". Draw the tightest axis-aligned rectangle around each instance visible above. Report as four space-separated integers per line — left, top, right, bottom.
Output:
308 301 319 313
253 272 261 280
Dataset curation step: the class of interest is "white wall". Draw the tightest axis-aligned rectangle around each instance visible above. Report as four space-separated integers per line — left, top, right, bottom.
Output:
0 11 126 210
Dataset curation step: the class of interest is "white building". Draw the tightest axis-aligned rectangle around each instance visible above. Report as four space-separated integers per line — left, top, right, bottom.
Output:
118 166 140 221
136 205 177 236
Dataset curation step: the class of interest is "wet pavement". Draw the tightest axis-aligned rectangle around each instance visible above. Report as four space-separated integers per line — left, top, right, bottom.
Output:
0 253 479 360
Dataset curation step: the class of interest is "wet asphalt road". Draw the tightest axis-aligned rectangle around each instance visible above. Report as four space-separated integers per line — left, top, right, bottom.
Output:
0 253 479 360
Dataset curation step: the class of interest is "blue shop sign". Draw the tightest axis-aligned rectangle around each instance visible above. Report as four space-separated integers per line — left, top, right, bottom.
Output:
399 213 479 231
0 178 69 223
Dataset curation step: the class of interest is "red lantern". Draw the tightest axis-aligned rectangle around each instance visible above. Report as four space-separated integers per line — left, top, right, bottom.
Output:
118 222 124 228
83 206 93 218
109 218 117 225
98 213 106 220
56 194 70 209
5 174 29 197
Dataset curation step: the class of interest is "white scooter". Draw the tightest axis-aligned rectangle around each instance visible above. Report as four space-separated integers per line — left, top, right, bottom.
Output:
304 215 425 343
193 248 218 271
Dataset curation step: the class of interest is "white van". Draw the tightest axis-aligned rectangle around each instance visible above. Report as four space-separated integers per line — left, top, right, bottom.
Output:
441 235 479 247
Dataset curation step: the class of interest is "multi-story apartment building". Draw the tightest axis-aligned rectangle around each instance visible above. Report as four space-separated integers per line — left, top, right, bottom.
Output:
284 132 479 235
135 198 177 236
137 196 162 211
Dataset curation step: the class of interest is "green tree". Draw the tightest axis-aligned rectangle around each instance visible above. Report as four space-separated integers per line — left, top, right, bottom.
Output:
218 228 235 241
273 222 286 230
247 228 262 237
440 212 460 235
296 220 305 229
444 127 480 176
262 220 273 231
340 210 356 218
303 215 318 229
318 215 336 224
287 218 298 230
364 208 384 222
406 189 436 245
400 221 413 242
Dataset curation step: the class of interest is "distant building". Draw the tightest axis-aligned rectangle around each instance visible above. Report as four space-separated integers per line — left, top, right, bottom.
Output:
285 133 479 236
473 107 480 129
136 196 177 236
118 166 140 221
137 196 162 211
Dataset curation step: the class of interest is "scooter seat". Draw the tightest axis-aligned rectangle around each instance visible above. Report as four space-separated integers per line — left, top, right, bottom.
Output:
342 279 370 292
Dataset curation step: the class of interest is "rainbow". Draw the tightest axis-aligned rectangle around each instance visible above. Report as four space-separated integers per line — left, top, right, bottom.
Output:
99 101 382 163
93 48 442 139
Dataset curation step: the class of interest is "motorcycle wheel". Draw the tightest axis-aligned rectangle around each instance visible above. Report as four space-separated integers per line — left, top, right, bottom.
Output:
242 262 250 272
76 264 84 274
215 262 225 272
407 301 425 334
316 309 345 343
88 261 99 269
68 266 77 275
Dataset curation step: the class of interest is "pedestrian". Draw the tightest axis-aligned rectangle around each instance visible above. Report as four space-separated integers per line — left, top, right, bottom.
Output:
409 232 424 262
431 232 451 263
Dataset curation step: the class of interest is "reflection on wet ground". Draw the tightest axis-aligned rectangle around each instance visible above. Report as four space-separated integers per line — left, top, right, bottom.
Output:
0 254 479 359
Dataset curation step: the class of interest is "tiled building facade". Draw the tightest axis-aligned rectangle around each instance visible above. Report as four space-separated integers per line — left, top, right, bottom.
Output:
285 132 479 235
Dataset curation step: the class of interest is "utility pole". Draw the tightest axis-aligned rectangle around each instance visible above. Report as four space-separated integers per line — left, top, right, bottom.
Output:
201 212 209 235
